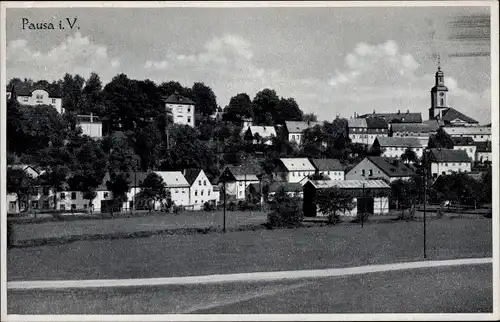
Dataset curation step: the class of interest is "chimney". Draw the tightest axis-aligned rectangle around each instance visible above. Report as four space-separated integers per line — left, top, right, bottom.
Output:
393 159 399 167
336 113 340 119
407 109 409 114
373 110 375 115
398 110 400 115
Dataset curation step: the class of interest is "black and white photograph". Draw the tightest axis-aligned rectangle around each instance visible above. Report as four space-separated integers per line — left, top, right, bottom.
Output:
1 1 498 320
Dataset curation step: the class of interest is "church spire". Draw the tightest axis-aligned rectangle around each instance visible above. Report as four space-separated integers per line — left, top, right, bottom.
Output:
437 54 441 71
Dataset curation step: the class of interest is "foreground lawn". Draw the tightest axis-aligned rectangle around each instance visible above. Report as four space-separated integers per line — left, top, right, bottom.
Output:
7 217 491 281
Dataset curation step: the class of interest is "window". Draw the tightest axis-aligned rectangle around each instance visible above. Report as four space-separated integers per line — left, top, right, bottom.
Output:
43 186 50 195
440 98 444 106
195 190 198 196
208 190 211 196
452 163 455 166
31 201 39 209
239 182 243 186
199 180 202 186
361 169 366 176
188 117 191 123
43 200 49 209
23 97 28 102
60 192 66 200
36 94 43 100
175 189 179 193
104 192 109 198
195 200 198 204
176 107 183 113
187 107 191 113
201 190 204 196
369 169 373 176
60 204 66 210
445 163 448 166
204 180 207 186
71 204 76 210
71 192 77 200
52 98 56 103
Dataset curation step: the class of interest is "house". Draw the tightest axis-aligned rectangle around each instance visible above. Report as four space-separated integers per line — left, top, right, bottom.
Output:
451 137 477 162
219 163 262 201
358 110 422 124
240 117 254 134
302 179 391 217
442 126 491 142
273 158 316 183
7 83 63 114
6 164 51 213
427 148 472 178
348 117 388 145
372 137 426 159
77 113 103 139
165 92 195 127
428 64 479 126
345 156 416 182
183 169 219 210
309 159 345 181
390 120 439 142
476 141 492 163
283 120 320 146
124 171 191 210
244 126 276 145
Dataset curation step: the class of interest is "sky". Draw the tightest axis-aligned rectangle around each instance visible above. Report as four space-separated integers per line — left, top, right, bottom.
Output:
5 4 493 124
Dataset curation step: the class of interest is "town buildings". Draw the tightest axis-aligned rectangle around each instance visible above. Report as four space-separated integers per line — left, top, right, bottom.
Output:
476 141 492 163
273 158 316 183
309 159 345 181
358 111 422 124
219 163 261 201
372 137 426 159
7 84 63 114
165 92 195 127
451 137 477 162
283 121 320 146
244 126 277 145
345 156 416 182
348 117 388 146
183 169 219 210
76 113 103 139
427 148 472 178
443 126 491 142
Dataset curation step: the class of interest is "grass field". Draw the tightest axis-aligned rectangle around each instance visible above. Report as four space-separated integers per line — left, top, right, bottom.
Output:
8 217 491 282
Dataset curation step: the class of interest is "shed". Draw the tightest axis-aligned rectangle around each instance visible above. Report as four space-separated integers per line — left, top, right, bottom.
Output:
302 179 391 217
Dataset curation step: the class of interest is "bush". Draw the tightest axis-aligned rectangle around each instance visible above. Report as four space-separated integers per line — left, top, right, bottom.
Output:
227 201 236 211
203 201 216 212
173 205 183 214
237 200 260 211
266 187 303 228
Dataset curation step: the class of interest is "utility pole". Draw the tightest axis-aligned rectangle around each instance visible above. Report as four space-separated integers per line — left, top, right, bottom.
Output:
223 179 226 233
361 182 366 228
423 149 428 259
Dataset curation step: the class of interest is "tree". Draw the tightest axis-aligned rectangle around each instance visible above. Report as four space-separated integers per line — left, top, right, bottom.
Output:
316 187 355 224
480 167 492 204
139 172 168 212
266 186 303 228
274 97 303 124
61 73 85 113
428 128 454 149
191 82 218 118
133 123 163 171
252 89 280 125
401 148 418 164
158 81 191 98
303 113 317 122
223 93 253 123
7 168 34 213
300 125 326 158
81 72 103 115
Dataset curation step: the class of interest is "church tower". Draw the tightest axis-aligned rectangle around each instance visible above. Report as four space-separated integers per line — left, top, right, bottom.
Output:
429 56 449 120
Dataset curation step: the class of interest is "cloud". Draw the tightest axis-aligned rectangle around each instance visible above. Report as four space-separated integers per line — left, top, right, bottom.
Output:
6 32 120 83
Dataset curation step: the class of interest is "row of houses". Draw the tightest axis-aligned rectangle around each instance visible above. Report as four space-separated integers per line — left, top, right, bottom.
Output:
7 167 220 214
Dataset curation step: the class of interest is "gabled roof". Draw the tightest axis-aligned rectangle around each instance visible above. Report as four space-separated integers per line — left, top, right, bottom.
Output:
183 169 202 186
310 158 345 171
164 92 196 105
7 83 62 98
451 137 475 146
428 148 471 163
365 117 388 129
305 179 390 189
359 112 422 123
247 126 277 138
284 121 320 133
441 107 478 124
155 171 190 188
374 137 423 148
476 141 492 153
279 158 316 172
366 156 416 177
348 118 367 128
391 121 439 133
